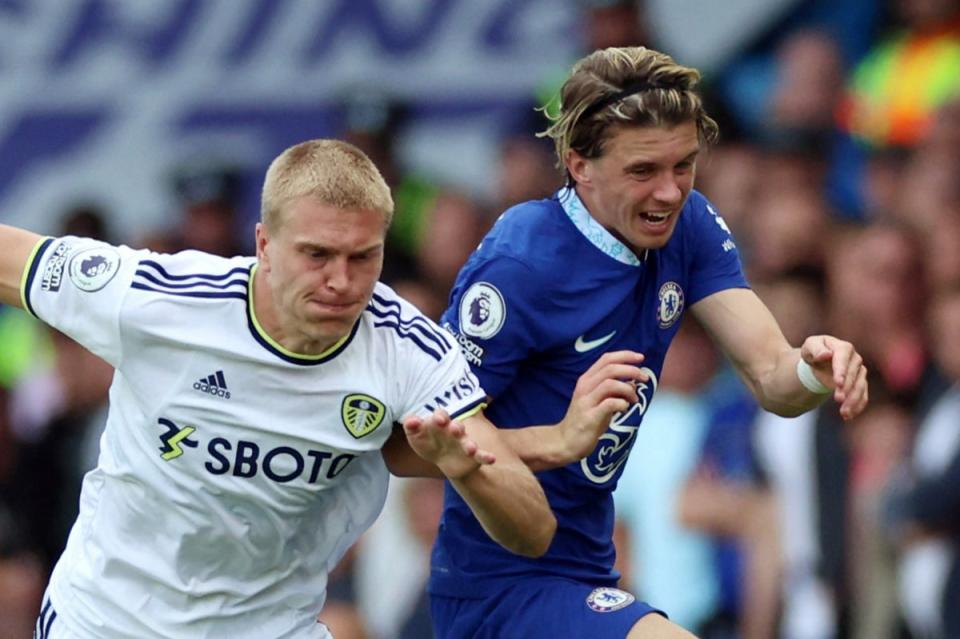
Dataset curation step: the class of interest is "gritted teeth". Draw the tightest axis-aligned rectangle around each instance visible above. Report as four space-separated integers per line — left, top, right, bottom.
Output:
640 211 670 222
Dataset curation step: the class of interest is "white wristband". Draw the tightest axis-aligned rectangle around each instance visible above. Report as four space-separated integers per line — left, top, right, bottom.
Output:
796 359 831 394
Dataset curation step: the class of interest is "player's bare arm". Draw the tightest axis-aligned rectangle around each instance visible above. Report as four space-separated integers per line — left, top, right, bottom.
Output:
384 350 647 475
0 224 43 308
384 409 556 557
382 409 495 479
692 287 868 420
498 350 647 471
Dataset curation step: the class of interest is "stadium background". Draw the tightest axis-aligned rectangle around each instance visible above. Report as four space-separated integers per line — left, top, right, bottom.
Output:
2 0 960 637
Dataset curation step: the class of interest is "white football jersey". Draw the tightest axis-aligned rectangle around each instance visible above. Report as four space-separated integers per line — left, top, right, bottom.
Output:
21 236 485 639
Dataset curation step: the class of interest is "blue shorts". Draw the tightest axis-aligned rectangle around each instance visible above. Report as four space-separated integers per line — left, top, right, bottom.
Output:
430 578 664 639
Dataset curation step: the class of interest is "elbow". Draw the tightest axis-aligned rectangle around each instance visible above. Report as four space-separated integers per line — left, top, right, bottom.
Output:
509 512 556 558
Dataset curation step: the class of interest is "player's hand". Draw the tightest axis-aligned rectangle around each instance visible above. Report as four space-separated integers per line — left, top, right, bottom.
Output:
800 335 869 421
402 409 496 479
556 350 648 463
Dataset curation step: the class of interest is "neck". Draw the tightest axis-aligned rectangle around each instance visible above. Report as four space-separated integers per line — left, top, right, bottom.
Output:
251 267 340 356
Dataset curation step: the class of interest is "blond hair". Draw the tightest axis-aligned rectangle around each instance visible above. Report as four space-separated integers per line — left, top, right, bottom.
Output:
261 139 394 229
541 46 719 183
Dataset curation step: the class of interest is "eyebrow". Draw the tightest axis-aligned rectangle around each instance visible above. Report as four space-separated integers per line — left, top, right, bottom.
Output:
294 240 383 255
624 148 700 169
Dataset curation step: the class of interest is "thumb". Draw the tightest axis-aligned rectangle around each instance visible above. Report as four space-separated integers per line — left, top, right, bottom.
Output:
810 349 834 365
803 337 835 364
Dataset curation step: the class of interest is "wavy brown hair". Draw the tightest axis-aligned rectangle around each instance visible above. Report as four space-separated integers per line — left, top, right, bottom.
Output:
541 46 719 184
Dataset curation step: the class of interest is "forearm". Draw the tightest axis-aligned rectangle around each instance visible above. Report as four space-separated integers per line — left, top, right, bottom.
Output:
449 460 556 557
0 225 43 308
749 347 830 417
498 425 570 472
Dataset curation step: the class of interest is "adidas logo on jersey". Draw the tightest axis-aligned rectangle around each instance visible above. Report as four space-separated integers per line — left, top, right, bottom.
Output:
194 370 231 399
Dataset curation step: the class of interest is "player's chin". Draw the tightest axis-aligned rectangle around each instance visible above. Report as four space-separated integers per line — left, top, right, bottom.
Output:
302 314 358 340
630 230 675 251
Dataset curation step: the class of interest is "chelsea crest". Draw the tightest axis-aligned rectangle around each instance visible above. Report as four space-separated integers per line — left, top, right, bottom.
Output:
656 281 684 329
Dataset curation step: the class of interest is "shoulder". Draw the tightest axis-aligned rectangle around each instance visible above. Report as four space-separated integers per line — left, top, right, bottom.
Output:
480 197 569 262
130 250 254 303
461 196 573 285
666 190 735 256
365 282 457 363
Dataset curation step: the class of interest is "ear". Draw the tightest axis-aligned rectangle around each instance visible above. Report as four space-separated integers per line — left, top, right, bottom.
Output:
255 223 270 269
565 149 592 186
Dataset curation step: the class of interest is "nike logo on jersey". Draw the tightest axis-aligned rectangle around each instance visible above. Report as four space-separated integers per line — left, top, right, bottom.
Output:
194 370 231 399
574 331 617 353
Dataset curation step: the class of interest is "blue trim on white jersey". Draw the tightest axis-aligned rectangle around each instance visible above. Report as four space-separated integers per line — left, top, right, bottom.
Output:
138 260 251 281
368 293 452 357
371 319 444 361
35 594 57 639
133 270 249 291
129 283 248 300
447 396 486 421
131 259 251 300
21 237 53 318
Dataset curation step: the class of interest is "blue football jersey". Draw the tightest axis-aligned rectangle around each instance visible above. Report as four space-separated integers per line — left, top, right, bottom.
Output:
430 188 749 598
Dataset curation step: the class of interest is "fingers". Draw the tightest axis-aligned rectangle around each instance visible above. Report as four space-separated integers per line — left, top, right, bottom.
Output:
403 409 456 438
839 363 869 421
818 338 868 421
802 335 835 362
473 448 496 465
401 415 422 434
589 378 640 408
576 351 647 394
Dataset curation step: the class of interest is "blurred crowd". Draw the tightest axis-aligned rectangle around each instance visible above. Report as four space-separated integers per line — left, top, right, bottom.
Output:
2 0 960 637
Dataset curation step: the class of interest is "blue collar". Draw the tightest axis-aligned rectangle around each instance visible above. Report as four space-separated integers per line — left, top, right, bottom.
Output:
557 188 645 267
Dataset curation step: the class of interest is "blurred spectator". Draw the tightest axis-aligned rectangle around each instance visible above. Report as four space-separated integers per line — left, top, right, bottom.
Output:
838 0 960 149
337 89 439 284
678 371 777 639
495 123 561 212
60 202 114 243
885 287 960 639
923 207 960 297
538 0 650 121
845 399 913 639
583 0 650 51
8 326 113 568
890 145 960 236
614 318 723 633
753 270 841 639
697 141 762 252
0 305 51 389
414 189 490 297
354 477 445 639
387 187 493 320
319 547 370 639
826 222 930 401
767 29 845 137
142 162 247 256
745 187 831 283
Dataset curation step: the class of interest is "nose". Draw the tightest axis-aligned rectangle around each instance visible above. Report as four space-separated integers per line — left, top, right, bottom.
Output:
652 172 682 205
324 257 350 292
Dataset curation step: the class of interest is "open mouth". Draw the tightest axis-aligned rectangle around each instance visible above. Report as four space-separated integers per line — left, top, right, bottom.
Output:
639 211 672 226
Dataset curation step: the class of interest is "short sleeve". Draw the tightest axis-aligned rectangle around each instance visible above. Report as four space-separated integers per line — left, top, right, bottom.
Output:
440 254 544 400
686 198 750 305
21 236 143 367
399 333 487 422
